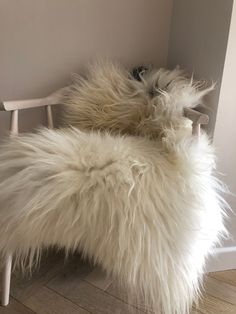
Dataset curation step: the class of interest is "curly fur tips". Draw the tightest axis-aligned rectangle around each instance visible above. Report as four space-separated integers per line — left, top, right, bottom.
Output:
0 62 226 314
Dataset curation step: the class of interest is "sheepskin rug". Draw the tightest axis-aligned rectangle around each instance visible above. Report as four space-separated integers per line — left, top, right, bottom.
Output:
0 62 227 314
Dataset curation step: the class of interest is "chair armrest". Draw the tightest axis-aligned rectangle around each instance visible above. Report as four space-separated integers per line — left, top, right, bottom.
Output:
0 87 66 111
184 108 209 125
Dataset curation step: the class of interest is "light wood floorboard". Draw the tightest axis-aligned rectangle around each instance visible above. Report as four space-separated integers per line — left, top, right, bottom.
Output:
1 251 236 314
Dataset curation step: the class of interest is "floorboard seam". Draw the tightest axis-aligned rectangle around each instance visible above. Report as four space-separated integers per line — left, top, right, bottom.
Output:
45 285 93 314
11 296 38 314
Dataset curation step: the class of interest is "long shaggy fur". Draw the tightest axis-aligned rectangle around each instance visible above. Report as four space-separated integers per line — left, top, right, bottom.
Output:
62 61 212 138
0 62 226 314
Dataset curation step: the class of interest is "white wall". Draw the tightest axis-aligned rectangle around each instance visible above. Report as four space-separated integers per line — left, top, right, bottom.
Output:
168 0 233 135
0 0 173 134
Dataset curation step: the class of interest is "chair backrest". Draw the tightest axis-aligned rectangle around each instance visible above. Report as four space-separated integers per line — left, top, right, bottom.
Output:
0 87 209 136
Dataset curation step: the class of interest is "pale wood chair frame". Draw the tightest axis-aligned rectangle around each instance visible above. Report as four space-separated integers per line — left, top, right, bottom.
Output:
0 89 209 306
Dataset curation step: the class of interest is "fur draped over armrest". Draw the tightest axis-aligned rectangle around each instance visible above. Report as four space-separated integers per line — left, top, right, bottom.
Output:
61 61 212 138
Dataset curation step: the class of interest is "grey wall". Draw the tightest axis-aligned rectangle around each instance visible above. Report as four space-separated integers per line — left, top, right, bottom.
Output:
168 0 236 267
0 0 173 134
168 0 233 135
213 0 236 248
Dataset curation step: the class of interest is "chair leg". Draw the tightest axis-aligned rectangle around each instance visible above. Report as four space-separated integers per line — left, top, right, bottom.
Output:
1 254 12 306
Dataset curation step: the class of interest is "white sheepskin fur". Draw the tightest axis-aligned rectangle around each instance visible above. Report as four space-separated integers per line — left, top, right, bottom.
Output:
0 62 227 314
62 61 212 138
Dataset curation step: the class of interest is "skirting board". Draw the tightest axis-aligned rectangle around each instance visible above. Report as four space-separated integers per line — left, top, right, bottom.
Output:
206 246 236 272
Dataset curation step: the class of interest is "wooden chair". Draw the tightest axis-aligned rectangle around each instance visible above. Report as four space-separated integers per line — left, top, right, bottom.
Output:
0 89 209 306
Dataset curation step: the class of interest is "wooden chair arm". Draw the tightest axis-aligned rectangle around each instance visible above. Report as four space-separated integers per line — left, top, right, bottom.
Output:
184 108 209 125
0 87 66 111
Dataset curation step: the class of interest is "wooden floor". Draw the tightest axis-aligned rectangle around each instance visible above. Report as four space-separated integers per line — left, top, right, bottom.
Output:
0 251 236 314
